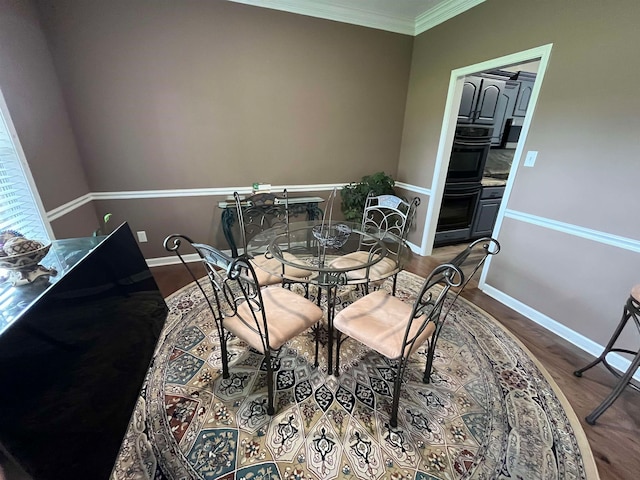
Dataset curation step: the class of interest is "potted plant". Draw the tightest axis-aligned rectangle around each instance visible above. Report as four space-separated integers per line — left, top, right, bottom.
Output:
93 213 113 236
340 172 395 221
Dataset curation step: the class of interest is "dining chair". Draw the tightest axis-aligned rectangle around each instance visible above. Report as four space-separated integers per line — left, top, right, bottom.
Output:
163 234 324 415
329 193 420 296
333 236 500 427
234 190 312 288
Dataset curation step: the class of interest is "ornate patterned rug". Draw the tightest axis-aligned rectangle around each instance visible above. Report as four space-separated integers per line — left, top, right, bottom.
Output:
112 271 599 480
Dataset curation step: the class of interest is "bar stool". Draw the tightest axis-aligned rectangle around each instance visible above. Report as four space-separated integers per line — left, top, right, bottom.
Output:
574 284 640 425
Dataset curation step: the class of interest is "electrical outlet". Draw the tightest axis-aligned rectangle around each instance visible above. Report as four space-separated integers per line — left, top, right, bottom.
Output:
137 231 148 243
524 150 538 167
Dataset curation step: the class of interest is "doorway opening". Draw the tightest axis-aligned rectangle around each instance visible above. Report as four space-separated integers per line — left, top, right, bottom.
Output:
433 60 540 259
421 44 553 286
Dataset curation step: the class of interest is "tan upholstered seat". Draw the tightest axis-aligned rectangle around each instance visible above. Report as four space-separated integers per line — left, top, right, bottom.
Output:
226 286 323 352
631 284 640 302
329 251 398 284
334 290 434 359
251 251 313 286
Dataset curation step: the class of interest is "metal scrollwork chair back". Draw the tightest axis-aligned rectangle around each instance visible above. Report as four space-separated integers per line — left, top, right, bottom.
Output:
333 236 500 427
330 193 420 296
235 191 289 257
163 234 324 415
234 190 312 288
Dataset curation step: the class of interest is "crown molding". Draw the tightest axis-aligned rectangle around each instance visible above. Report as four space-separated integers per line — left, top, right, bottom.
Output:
227 0 484 36
415 0 485 35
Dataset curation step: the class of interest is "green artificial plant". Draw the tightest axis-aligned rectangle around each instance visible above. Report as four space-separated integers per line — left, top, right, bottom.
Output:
93 213 113 236
340 171 395 221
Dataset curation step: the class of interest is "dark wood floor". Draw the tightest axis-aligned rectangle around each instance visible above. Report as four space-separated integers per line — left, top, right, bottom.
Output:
151 252 640 480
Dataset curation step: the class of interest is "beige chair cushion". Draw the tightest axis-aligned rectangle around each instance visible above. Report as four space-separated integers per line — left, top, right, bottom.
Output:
329 250 398 283
252 252 313 286
632 284 640 303
224 286 323 352
334 290 435 359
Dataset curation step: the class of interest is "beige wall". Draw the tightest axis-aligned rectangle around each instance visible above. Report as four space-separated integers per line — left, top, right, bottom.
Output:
35 0 412 191
31 0 412 246
0 0 97 237
398 0 639 347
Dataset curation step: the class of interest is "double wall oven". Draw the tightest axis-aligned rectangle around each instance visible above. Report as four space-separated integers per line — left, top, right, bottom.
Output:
435 124 493 245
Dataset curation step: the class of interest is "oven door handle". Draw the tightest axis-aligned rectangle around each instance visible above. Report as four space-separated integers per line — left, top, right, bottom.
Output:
454 139 492 146
444 190 481 198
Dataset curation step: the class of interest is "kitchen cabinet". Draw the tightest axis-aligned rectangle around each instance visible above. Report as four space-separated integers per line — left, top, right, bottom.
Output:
513 79 534 117
458 76 506 126
492 81 519 146
459 76 525 146
459 71 537 144
471 186 505 238
509 72 536 117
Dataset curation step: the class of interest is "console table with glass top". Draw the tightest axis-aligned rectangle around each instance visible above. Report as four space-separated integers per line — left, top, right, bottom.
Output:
218 195 324 257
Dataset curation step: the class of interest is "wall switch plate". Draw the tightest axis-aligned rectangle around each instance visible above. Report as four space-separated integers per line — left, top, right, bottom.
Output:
524 150 538 167
137 231 148 243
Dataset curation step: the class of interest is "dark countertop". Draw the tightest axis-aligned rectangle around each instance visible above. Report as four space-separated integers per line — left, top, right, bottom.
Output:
484 148 515 180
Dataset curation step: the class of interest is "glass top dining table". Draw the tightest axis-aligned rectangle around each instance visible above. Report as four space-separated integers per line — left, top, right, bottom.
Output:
246 220 411 374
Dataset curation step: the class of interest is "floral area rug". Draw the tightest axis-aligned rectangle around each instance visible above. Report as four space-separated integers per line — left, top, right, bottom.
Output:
112 271 599 480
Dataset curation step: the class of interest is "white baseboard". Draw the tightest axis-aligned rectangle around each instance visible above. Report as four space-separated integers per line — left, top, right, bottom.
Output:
146 253 201 268
407 240 421 254
482 283 640 382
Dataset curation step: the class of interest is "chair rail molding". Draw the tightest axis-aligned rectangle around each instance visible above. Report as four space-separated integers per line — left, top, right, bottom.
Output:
46 183 347 221
47 182 435 222
47 193 93 222
395 181 431 196
501 209 640 253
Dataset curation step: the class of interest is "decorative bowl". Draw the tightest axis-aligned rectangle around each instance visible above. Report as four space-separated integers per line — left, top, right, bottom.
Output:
0 243 51 271
312 223 352 249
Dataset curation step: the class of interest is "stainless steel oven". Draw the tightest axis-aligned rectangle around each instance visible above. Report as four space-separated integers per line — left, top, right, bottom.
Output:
434 182 482 246
447 124 493 183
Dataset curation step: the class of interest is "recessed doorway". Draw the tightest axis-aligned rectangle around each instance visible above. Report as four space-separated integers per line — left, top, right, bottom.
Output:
423 44 553 288
432 60 540 259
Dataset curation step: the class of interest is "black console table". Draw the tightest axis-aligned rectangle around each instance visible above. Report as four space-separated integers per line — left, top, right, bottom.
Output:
0 223 168 480
218 195 324 257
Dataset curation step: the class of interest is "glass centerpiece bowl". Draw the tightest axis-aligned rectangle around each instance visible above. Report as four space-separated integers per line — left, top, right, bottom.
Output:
311 223 351 249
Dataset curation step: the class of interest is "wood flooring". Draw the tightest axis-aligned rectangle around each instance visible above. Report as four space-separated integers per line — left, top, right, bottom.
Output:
151 251 640 480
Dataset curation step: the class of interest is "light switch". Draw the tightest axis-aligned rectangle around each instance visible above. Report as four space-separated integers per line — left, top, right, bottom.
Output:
137 231 148 243
524 151 538 167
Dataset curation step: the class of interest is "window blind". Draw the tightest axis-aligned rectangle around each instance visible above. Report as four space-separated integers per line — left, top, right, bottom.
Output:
0 104 50 242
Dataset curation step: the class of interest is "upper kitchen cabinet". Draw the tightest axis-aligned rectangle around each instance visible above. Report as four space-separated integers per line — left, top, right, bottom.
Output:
511 71 536 117
458 76 505 125
458 70 537 145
